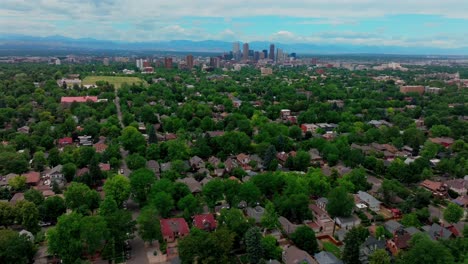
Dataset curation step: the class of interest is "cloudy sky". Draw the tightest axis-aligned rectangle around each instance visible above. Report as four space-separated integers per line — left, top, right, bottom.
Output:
1 0 467 48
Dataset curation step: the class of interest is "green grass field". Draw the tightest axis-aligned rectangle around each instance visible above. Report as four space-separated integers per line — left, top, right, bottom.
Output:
82 76 147 88
323 241 341 258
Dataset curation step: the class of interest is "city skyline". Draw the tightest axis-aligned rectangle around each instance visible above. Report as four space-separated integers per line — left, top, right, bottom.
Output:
1 1 468 52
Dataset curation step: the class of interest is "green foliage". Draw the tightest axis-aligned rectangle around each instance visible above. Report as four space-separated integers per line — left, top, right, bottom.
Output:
244 227 264 264
103 174 131 206
24 188 44 206
119 126 146 153
261 235 282 261
326 186 354 218
8 175 27 191
0 229 36 264
261 202 280 230
370 249 391 264
290 226 319 255
443 203 463 224
129 168 156 206
137 206 161 244
125 153 147 170
40 196 66 223
64 182 100 214
202 179 225 209
342 226 370 264
397 233 454 264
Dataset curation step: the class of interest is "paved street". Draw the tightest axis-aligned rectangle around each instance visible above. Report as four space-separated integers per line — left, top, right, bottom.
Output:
114 89 132 177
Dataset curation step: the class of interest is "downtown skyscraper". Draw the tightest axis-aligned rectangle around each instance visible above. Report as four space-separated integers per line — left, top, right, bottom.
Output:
269 44 275 61
243 43 249 61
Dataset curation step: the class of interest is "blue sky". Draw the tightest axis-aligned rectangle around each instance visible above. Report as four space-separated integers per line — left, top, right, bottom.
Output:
1 0 467 49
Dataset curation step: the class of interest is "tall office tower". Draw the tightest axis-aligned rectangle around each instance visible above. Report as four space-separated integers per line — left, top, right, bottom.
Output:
136 59 143 69
186 55 194 69
164 57 173 69
259 52 265 59
243 43 249 61
276 48 284 63
254 51 260 62
233 42 240 54
262 49 268 59
269 44 275 60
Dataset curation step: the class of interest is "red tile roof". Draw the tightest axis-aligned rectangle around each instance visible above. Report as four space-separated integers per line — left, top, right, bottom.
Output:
58 137 73 145
160 218 190 239
24 171 40 184
61 96 98 104
99 163 111 171
93 143 108 153
193 214 217 231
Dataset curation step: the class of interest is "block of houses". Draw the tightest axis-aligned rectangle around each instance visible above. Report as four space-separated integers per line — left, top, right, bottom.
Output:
357 191 381 212
283 245 317 264
176 177 202 194
314 251 343 264
419 180 448 198
160 218 190 242
359 236 387 264
189 156 205 170
192 214 217 231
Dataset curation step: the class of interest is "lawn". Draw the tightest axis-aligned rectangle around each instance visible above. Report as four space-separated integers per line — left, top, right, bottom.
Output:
322 241 341 258
82 76 147 88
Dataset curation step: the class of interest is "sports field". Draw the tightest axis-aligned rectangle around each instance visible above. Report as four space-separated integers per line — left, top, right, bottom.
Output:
82 76 147 88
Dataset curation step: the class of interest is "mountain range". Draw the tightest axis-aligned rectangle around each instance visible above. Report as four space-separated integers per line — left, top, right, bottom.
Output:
0 34 468 56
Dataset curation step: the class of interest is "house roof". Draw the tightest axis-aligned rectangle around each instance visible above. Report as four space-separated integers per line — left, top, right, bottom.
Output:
424 223 453 240
279 216 299 234
61 96 98 103
58 137 73 145
420 180 444 192
99 163 111 171
445 179 467 190
9 192 24 205
384 220 403 234
189 156 204 166
193 214 217 230
283 245 317 264
147 160 160 172
357 191 381 205
176 177 202 193
46 165 63 175
246 206 265 223
93 142 108 153
160 218 190 238
314 251 343 264
24 171 40 184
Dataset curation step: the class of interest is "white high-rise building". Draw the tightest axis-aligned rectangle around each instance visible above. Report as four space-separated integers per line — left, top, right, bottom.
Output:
233 42 240 54
276 48 284 63
136 59 143 69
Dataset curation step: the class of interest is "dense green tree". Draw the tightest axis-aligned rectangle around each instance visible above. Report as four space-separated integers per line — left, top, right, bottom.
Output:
397 233 454 264
261 235 282 261
15 200 39 233
64 182 100 214
178 194 201 219
245 227 264 264
137 206 161 245
218 208 254 242
261 202 280 230
129 168 156 206
125 153 147 170
103 174 131 207
32 151 47 171
0 229 36 264
40 196 66 223
238 181 261 206
326 186 354 218
24 188 44 206
342 226 370 264
370 249 391 264
150 191 174 218
443 203 463 224
290 226 319 255
62 162 77 182
202 179 225 209
119 126 146 153
8 175 27 191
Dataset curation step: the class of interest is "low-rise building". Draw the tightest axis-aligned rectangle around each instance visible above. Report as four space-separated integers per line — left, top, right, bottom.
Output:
160 218 190 242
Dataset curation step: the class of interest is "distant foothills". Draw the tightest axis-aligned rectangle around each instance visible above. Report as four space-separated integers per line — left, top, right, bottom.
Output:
1 34 468 56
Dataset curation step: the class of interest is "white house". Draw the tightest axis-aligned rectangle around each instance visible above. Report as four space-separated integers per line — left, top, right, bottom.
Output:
357 191 381 212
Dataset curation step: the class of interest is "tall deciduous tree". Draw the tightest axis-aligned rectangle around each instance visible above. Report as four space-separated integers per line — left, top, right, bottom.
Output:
290 226 319 255
137 206 161 245
397 233 454 264
64 182 100 214
245 227 264 264
370 249 391 264
119 126 146 153
326 186 354 218
261 202 280 230
129 168 156 206
0 229 36 264
103 174 131 207
443 203 463 224
342 226 369 264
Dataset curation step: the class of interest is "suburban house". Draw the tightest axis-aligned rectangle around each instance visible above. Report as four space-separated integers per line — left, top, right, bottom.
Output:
335 215 361 230
301 124 318 134
176 177 202 193
445 179 467 195
359 236 386 264
386 229 412 256
309 204 334 233
58 137 73 147
422 223 453 241
208 156 221 167
283 245 317 264
429 137 455 148
419 180 448 198
189 156 205 170
192 214 217 231
160 218 190 242
146 160 160 176
17 126 30 134
23 171 40 186
314 251 343 264
309 149 323 165
44 165 64 185
93 142 108 153
245 206 265 224
60 96 98 105
384 220 403 234
279 216 300 235
357 191 381 212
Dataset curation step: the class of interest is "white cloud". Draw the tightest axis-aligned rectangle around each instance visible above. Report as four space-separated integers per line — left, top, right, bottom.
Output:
0 0 468 49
